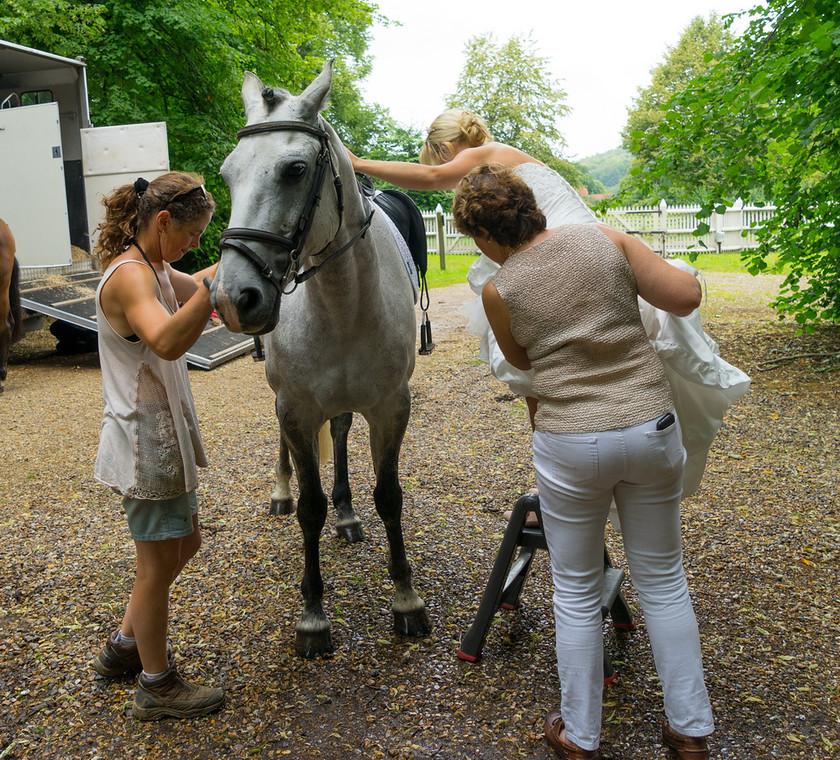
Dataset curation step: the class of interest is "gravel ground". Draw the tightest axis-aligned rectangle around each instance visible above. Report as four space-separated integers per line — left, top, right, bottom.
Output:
0 272 837 760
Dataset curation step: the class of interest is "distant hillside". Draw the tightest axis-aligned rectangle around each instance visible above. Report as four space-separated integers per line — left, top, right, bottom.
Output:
580 148 632 193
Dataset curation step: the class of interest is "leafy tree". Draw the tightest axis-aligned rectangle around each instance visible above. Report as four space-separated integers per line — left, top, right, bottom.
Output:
579 148 632 194
581 176 606 196
620 14 733 203
0 0 105 50
342 112 450 211
0 0 382 268
446 33 583 187
220 0 380 102
626 0 840 330
348 31 584 212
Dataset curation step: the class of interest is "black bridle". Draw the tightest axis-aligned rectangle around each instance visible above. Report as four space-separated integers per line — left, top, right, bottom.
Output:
219 119 373 295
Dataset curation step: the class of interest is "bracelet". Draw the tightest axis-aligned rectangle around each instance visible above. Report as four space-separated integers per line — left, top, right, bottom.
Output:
202 277 212 290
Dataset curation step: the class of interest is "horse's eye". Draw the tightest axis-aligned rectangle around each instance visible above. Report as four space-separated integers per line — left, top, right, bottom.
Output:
284 161 307 179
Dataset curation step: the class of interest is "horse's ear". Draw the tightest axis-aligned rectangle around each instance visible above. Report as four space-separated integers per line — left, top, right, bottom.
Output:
298 59 334 119
241 71 267 120
241 72 290 120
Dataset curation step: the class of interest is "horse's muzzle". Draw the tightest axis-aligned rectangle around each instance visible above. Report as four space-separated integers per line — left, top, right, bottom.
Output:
212 264 280 335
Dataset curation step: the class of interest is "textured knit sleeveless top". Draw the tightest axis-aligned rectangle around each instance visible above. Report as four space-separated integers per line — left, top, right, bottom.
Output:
94 260 207 499
493 225 672 434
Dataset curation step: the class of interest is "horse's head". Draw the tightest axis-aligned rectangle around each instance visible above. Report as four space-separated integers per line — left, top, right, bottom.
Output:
213 62 345 334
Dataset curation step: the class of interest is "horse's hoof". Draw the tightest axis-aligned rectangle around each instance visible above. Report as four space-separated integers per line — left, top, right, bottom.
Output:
295 627 334 659
270 498 294 516
336 521 365 543
393 607 432 638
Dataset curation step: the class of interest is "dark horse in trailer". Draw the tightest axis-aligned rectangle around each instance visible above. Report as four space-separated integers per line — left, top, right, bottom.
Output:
0 218 22 393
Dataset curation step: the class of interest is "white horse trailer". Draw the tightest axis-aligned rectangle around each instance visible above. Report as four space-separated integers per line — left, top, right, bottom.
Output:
0 40 251 368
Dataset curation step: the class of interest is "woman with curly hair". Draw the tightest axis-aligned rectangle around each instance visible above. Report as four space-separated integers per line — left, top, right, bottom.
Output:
452 164 714 760
90 171 224 720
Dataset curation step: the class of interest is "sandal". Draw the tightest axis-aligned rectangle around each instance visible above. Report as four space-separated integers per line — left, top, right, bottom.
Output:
662 723 710 759
544 711 600 759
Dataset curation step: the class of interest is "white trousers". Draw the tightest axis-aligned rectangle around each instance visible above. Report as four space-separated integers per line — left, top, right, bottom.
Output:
533 415 714 751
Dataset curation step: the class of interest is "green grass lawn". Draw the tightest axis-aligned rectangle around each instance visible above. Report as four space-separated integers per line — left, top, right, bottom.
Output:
424 253 478 288
424 251 784 288
673 251 785 274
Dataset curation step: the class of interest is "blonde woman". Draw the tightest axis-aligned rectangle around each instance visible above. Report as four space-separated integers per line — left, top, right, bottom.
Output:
349 109 596 414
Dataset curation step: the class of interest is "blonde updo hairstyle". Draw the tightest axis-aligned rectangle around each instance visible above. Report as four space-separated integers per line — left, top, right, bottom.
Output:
453 163 546 250
419 109 493 166
94 171 215 270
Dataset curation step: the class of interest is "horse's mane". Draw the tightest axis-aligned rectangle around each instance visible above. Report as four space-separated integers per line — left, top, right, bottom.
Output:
320 117 351 170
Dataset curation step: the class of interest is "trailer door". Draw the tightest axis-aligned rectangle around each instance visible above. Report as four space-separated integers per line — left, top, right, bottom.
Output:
0 101 72 268
82 121 169 251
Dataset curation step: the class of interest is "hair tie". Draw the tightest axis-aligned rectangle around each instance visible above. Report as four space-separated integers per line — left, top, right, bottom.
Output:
134 177 150 197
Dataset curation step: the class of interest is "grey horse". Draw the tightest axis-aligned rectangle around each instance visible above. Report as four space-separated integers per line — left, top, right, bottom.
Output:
210 63 431 658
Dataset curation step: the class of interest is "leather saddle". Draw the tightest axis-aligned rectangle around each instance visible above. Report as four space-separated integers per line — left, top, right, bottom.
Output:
356 173 434 354
356 174 427 280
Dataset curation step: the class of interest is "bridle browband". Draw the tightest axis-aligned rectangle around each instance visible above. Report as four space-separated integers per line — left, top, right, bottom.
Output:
219 119 373 295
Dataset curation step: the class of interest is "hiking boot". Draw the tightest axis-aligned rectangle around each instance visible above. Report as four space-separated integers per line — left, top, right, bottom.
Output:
92 630 142 677
91 630 174 677
132 664 224 720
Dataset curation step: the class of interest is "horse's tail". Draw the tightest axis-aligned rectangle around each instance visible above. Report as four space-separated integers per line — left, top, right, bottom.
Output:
9 257 22 344
318 422 333 466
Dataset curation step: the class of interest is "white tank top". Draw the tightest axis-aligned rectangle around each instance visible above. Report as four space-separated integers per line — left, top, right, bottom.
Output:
94 260 207 499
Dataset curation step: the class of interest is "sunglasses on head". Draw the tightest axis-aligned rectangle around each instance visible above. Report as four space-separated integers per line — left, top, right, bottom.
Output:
164 184 207 208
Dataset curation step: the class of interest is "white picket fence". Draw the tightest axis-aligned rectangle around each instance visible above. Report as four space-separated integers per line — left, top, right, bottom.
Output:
422 200 776 258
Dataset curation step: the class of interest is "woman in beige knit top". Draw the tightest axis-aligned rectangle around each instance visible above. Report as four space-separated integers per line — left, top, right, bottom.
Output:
452 164 713 760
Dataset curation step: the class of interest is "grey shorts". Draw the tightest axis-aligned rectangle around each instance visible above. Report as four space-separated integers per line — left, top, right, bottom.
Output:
122 490 198 542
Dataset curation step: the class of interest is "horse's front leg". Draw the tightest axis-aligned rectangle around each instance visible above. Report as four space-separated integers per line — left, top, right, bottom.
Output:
330 412 364 543
368 391 432 638
281 413 333 658
270 434 294 516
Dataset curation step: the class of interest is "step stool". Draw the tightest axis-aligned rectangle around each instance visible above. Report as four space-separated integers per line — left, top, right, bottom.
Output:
456 491 636 684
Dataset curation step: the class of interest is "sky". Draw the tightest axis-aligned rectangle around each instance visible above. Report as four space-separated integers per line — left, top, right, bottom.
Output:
360 0 755 160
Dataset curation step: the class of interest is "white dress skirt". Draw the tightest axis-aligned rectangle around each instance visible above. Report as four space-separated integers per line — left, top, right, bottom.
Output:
461 162 751 499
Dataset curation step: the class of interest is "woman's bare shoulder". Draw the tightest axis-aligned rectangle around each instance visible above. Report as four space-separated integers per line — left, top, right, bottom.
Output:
102 256 155 293
444 143 542 185
480 142 542 167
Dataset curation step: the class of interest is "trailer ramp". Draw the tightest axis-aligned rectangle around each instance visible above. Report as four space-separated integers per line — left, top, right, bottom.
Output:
19 268 253 370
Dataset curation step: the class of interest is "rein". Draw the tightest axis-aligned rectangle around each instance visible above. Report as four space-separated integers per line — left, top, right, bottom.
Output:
219 119 372 294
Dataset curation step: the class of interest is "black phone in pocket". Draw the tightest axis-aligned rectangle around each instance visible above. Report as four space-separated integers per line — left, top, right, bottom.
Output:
656 412 676 431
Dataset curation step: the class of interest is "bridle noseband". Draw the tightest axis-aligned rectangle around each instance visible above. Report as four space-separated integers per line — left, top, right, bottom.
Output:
219 119 373 295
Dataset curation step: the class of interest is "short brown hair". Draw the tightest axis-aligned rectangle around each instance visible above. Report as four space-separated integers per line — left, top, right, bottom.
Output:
452 163 546 248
